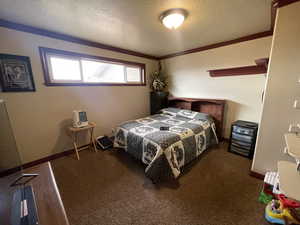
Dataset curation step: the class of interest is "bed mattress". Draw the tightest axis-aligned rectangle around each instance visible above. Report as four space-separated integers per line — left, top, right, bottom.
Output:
113 108 218 181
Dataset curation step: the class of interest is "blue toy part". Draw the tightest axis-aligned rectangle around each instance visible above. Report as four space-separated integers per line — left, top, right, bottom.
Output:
265 212 285 224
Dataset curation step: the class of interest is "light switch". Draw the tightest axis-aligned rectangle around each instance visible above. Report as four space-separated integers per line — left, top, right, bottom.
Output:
294 99 300 109
288 124 300 133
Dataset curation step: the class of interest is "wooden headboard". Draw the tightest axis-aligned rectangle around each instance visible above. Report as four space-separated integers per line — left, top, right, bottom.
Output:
168 97 226 139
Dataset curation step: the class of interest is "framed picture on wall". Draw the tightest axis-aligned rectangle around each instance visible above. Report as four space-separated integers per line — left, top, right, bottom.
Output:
0 54 36 92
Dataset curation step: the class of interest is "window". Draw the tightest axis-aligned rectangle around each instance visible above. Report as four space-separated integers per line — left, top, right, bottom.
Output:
39 47 146 86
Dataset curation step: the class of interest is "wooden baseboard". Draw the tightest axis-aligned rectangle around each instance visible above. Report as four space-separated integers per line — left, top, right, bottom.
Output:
0 166 22 178
222 138 229 142
0 144 89 177
249 170 265 180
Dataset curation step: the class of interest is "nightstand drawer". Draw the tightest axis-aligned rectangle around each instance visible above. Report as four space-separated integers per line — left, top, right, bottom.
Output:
232 132 254 143
231 140 252 150
230 145 250 157
233 125 255 136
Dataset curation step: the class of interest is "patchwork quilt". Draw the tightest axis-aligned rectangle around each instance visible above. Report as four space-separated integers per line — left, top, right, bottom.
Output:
113 108 218 181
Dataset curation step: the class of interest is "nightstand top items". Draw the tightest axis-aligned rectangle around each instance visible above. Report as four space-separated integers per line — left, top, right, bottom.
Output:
69 122 96 132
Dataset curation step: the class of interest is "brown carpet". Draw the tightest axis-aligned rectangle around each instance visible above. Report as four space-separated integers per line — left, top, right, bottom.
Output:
51 142 268 225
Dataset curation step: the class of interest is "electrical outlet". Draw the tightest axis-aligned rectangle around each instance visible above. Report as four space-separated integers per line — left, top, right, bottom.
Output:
294 99 300 109
289 124 300 133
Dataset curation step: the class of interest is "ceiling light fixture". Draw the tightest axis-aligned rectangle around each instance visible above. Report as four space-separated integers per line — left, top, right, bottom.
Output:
160 8 188 30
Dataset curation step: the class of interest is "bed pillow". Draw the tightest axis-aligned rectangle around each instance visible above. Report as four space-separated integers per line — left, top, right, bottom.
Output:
160 107 213 122
159 107 181 116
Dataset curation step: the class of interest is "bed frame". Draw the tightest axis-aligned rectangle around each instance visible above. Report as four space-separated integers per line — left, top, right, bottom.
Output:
168 97 226 140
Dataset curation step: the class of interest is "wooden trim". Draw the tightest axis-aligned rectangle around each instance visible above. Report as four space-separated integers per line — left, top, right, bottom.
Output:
168 97 225 104
40 47 146 67
208 65 267 77
222 138 229 142
0 1 281 61
39 47 146 86
271 1 278 30
0 144 89 178
159 0 276 60
255 58 269 68
249 170 265 180
22 149 76 169
0 19 158 60
0 21 275 62
43 83 146 87
0 166 22 178
273 0 300 7
158 30 273 59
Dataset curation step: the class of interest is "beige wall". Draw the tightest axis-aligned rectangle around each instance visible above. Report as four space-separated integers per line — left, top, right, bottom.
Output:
162 37 272 138
0 27 158 164
252 2 300 174
0 100 21 171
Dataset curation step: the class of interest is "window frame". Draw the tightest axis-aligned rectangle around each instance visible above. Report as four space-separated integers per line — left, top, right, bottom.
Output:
39 47 146 86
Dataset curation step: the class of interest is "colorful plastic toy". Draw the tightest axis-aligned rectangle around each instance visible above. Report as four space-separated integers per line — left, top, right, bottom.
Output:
259 191 273 204
278 194 300 208
265 199 300 224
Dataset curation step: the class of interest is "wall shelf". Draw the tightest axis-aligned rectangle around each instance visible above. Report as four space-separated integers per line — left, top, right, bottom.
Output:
208 58 269 77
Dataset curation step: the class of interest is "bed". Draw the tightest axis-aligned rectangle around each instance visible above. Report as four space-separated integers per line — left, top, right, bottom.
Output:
114 97 226 181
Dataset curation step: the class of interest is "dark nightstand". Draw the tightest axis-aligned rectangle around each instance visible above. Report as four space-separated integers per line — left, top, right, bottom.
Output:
150 91 169 115
228 120 258 159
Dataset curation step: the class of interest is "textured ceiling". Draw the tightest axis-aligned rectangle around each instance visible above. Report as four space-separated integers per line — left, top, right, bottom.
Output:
0 0 272 57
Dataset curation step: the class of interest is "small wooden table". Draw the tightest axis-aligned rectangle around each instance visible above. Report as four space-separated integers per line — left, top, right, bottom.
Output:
69 122 97 160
